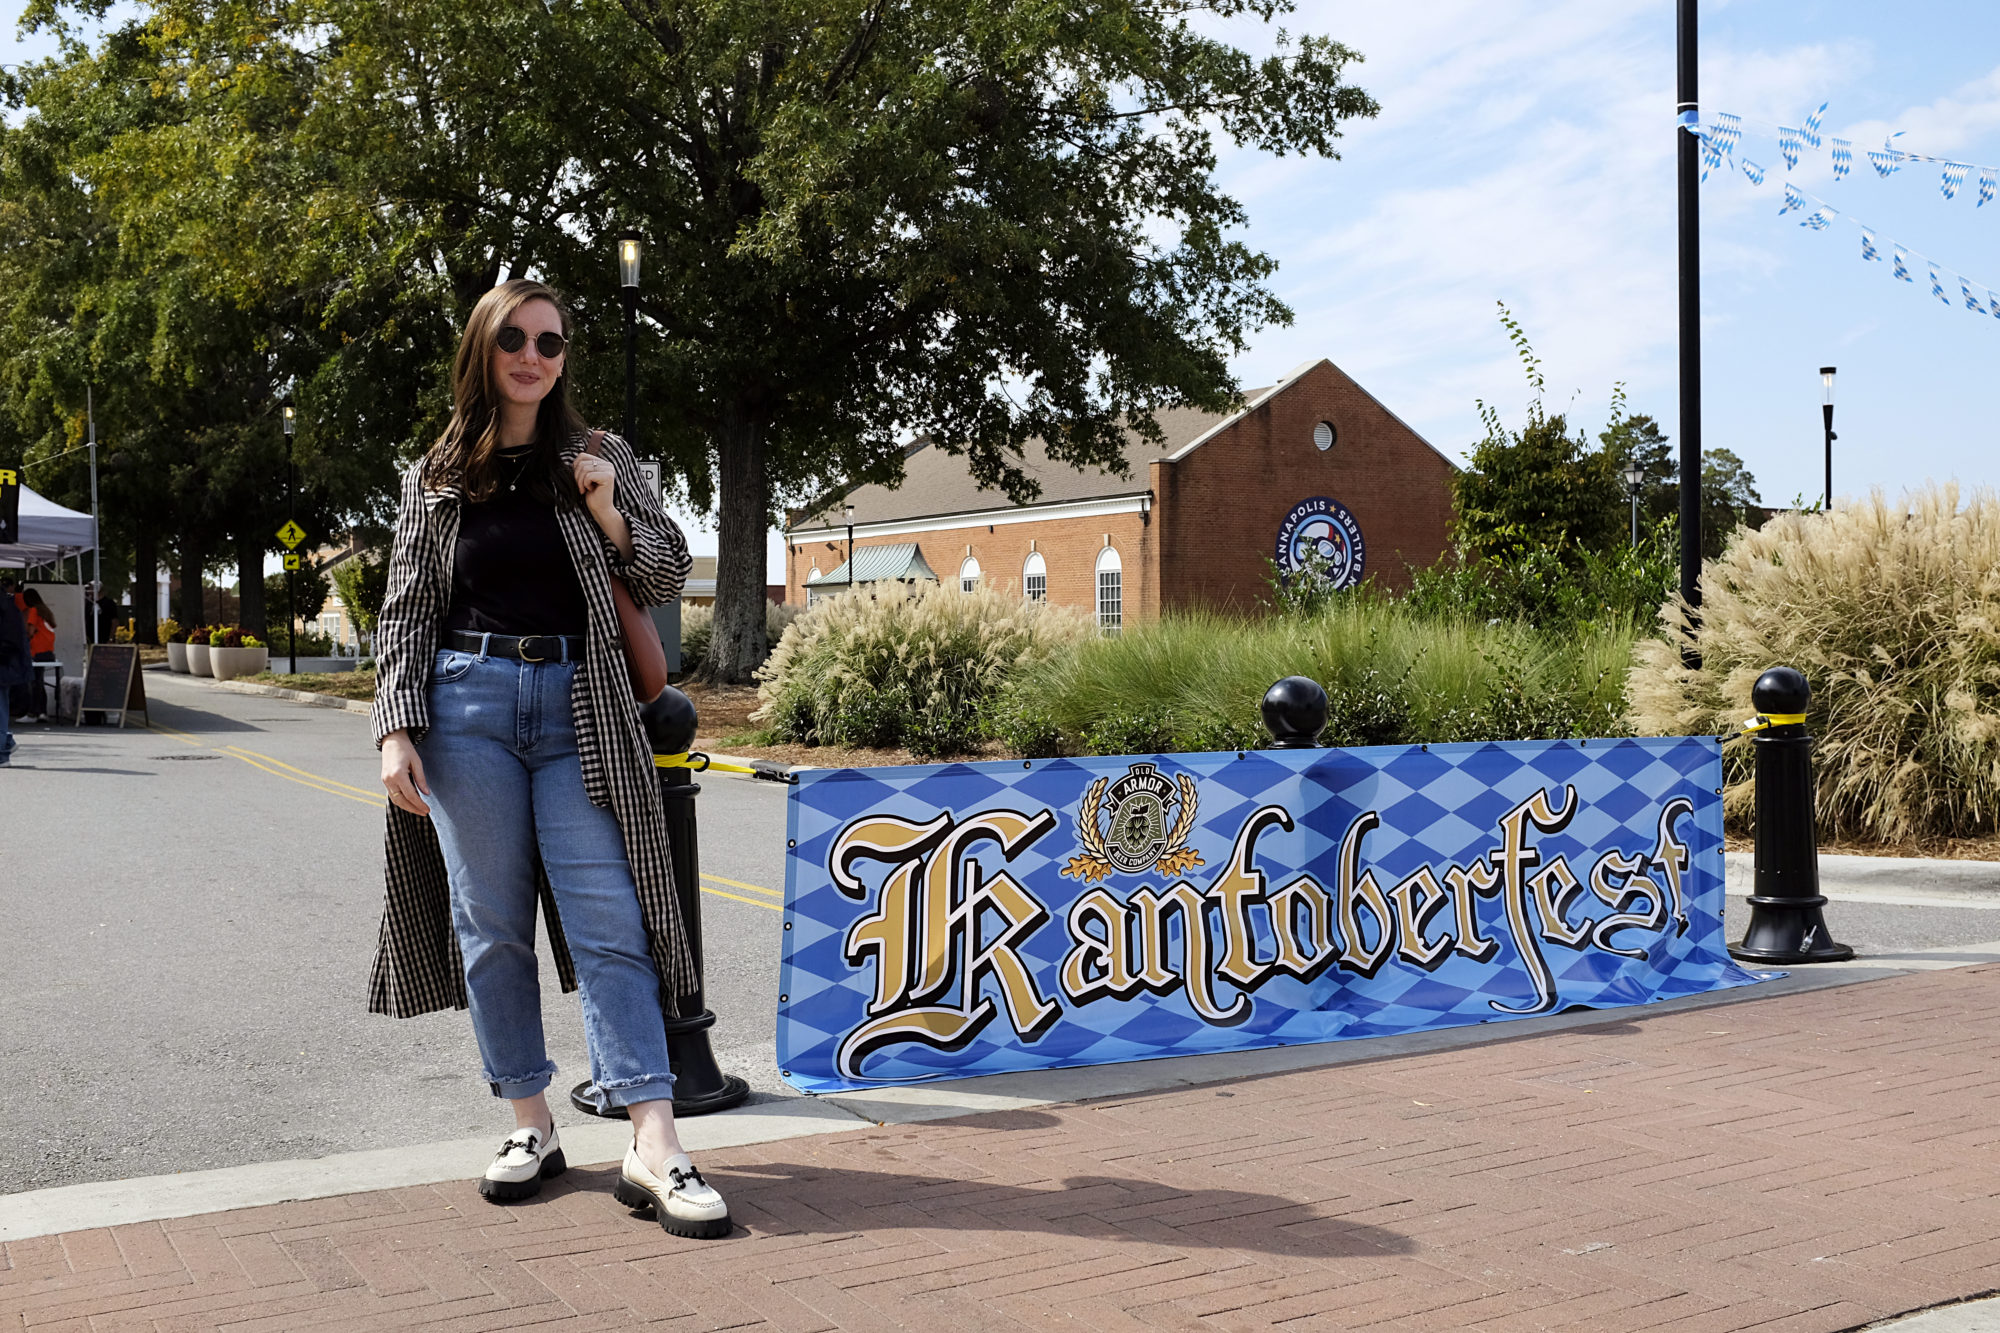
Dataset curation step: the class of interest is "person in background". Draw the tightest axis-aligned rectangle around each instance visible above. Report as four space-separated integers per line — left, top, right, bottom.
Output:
19 588 56 720
85 581 123 643
0 582 28 763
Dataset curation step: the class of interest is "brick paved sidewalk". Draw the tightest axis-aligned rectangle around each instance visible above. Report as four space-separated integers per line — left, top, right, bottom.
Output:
9 965 2000 1333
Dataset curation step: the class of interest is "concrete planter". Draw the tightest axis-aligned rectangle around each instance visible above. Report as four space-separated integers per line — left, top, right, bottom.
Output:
165 642 189 673
208 646 270 681
186 642 211 676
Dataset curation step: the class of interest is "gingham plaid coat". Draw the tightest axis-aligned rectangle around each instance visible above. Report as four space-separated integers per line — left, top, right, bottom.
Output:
367 430 696 1019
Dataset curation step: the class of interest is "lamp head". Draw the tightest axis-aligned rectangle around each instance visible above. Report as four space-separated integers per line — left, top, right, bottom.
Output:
617 230 642 289
844 502 855 521
1820 365 1836 405
1622 462 1647 490
282 404 296 436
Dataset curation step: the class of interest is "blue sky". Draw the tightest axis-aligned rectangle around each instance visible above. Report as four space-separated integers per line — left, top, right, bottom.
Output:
9 1 2000 576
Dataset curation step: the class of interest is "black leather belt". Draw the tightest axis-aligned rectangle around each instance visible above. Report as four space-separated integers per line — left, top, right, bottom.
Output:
451 631 586 663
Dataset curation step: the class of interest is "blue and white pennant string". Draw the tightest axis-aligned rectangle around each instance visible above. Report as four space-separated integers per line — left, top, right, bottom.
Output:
1685 103 2000 323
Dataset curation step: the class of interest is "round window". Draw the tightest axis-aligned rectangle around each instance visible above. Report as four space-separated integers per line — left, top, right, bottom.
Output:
1313 421 1336 451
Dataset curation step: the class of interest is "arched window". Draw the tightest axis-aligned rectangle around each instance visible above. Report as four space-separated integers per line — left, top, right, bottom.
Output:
805 564 822 608
1095 546 1123 634
960 556 981 593
1023 551 1047 603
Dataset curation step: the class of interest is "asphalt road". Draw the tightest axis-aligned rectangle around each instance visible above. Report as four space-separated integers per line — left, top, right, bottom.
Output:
0 669 790 1195
3 675 1997 1196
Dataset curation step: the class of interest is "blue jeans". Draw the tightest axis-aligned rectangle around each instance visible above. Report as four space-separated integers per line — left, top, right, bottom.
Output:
0 690 12 763
420 646 675 1109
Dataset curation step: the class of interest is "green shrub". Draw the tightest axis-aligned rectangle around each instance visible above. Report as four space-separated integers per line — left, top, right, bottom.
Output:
989 600 1635 757
1628 484 2000 843
1401 524 1675 634
755 582 1092 758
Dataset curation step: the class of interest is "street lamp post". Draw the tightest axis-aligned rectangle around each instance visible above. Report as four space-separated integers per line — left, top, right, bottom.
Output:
1623 462 1648 549
1820 366 1837 512
283 404 297 675
617 231 641 447
843 502 855 590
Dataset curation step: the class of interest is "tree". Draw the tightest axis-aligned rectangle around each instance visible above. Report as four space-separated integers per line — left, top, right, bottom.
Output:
1451 308 1620 561
1599 413 1764 559
264 561 329 631
329 552 390 642
98 0 1377 681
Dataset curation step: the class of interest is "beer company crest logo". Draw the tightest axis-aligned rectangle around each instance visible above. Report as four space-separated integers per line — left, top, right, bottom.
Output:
1062 762 1205 883
1275 495 1366 590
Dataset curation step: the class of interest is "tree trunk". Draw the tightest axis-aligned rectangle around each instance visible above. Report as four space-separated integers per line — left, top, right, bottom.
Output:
703 404 770 684
177 541 204 629
237 534 266 638
133 524 159 645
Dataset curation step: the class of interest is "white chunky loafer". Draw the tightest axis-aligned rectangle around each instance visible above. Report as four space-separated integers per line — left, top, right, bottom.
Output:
612 1144 732 1239
479 1125 565 1202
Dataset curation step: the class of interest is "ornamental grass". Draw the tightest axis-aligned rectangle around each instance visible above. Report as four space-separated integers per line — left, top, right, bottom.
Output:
754 581 1093 758
990 599 1635 758
1627 483 2000 843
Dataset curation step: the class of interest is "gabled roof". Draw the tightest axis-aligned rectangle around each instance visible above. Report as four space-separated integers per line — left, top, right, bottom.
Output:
807 541 940 587
804 397 1268 529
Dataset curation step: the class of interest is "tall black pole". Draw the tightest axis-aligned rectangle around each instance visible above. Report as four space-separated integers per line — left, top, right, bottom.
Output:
622 286 638 447
1677 0 1703 662
1822 403 1834 511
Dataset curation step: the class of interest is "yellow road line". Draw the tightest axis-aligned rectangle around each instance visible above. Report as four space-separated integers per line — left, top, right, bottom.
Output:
222 748 386 808
703 873 782 897
146 721 203 748
701 887 783 912
223 746 385 801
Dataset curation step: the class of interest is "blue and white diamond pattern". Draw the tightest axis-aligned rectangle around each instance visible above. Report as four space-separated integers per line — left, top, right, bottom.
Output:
776 737 1765 1093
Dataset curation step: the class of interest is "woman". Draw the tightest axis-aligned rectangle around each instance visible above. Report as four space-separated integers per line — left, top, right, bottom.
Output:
20 588 55 720
372 278 728 1239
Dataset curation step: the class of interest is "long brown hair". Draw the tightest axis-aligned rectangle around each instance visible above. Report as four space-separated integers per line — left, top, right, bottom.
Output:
21 588 54 628
423 278 589 503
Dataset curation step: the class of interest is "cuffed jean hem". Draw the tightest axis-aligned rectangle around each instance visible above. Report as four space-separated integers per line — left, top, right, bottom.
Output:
594 1073 677 1109
486 1061 559 1100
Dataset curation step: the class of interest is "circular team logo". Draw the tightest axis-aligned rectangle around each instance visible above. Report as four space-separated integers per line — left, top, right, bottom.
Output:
1275 496 1366 589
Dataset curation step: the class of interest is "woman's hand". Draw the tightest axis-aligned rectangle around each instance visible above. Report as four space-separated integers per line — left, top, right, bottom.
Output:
573 452 635 561
381 729 431 817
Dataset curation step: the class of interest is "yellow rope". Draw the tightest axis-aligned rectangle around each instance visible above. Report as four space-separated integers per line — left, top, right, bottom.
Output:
653 750 795 781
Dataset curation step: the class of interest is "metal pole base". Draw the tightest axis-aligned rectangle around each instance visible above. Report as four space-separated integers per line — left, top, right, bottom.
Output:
566 1006 750 1120
1729 894 1855 964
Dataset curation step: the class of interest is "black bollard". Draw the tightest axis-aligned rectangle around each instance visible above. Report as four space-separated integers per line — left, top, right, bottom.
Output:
1261 676 1329 749
1728 666 1854 964
571 685 751 1118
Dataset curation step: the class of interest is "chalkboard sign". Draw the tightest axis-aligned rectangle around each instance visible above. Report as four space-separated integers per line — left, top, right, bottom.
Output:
78 642 147 728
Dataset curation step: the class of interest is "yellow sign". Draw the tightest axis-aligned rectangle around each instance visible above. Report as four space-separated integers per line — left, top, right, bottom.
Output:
283 553 302 571
276 520 307 549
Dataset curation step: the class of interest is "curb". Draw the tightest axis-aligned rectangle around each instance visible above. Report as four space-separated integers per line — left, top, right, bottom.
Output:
1725 850 2000 899
147 666 376 717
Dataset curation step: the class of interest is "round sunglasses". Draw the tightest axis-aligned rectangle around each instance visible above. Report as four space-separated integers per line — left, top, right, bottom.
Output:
495 324 569 358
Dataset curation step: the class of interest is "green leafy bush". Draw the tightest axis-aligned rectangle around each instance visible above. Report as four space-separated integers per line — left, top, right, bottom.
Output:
1628 484 2000 842
755 582 1092 758
1401 524 1675 634
989 600 1635 758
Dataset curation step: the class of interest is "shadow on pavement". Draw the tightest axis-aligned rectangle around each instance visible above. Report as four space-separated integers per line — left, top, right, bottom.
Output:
537 1158 1415 1258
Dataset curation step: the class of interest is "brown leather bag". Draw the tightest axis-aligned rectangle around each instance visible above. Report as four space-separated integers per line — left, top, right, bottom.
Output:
584 431 670 704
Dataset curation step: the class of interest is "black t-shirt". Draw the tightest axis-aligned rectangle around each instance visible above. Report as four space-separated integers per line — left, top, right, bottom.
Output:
444 451 589 638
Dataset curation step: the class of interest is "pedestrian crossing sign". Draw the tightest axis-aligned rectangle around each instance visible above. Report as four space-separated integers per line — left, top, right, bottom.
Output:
277 520 307 549
283 553 302 571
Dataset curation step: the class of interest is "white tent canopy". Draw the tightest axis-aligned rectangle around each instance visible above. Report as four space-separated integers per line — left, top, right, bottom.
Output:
0 481 98 567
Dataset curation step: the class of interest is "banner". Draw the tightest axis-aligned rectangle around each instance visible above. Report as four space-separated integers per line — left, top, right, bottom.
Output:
776 737 1765 1093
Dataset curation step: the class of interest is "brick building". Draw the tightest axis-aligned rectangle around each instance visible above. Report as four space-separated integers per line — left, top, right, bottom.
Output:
784 358 1457 628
